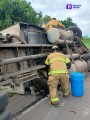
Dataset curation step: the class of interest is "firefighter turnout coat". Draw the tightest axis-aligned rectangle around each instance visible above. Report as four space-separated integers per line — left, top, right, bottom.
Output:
45 19 65 31
45 52 70 75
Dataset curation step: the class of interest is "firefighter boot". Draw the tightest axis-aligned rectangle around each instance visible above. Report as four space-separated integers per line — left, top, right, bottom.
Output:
51 97 60 106
63 90 70 97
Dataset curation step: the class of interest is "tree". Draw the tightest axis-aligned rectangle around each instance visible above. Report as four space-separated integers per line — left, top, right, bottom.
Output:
0 0 13 30
0 0 40 30
0 0 77 31
61 17 77 28
43 15 51 24
37 11 43 27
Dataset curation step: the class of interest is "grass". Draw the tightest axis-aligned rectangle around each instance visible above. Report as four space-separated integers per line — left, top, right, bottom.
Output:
82 36 90 50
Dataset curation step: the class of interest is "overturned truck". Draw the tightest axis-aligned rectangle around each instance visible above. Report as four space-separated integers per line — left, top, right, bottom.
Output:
0 23 90 94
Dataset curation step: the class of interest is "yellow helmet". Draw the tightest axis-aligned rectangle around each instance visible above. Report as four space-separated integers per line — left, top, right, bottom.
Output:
52 45 59 50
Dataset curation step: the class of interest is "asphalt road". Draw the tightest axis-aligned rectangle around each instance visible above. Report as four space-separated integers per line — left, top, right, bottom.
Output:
16 73 90 120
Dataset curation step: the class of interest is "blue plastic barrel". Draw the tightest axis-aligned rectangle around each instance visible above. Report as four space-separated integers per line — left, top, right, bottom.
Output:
70 72 85 97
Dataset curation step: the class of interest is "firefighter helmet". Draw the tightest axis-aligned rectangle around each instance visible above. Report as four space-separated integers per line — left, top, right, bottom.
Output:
52 45 59 50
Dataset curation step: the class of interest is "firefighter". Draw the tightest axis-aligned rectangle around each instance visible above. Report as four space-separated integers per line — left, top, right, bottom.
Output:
45 45 71 105
45 18 65 31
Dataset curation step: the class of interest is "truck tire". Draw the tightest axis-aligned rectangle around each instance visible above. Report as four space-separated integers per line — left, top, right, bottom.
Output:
0 92 8 111
67 26 82 39
82 53 90 62
0 111 12 120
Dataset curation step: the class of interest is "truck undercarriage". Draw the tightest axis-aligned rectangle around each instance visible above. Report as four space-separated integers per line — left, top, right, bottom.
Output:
0 23 90 119
0 23 90 95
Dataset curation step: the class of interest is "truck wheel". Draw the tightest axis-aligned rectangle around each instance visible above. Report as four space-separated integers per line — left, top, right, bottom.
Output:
0 92 8 111
67 26 82 39
82 53 90 62
0 111 12 120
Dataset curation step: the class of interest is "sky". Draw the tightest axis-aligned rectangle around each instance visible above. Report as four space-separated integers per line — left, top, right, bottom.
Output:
27 0 90 37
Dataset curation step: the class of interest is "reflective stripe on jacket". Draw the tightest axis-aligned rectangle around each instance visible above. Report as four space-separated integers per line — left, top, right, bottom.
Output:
45 52 70 75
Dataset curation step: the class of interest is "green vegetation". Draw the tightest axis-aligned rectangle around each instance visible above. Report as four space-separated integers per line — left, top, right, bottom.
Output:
0 0 89 52
0 0 41 30
0 0 78 30
61 17 77 28
42 16 77 28
8 92 14 97
43 15 51 24
82 36 90 50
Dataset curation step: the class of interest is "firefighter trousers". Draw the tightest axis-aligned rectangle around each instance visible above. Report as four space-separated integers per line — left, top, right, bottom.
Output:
47 73 69 100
